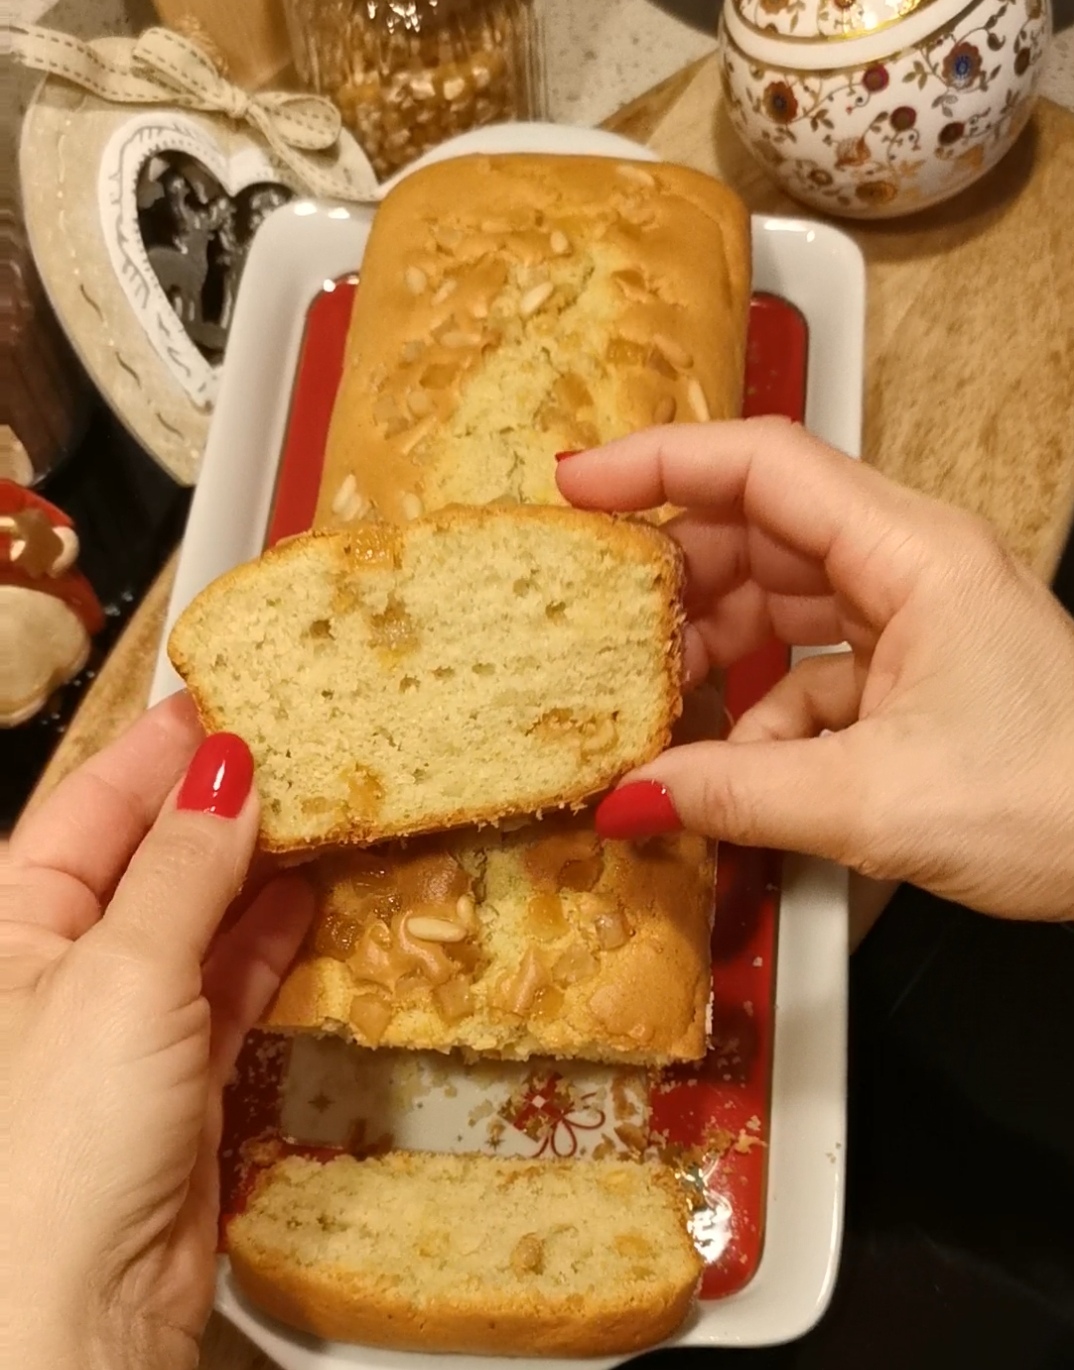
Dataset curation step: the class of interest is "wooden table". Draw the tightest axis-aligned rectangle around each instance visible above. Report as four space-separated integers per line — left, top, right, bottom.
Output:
24 55 1074 1370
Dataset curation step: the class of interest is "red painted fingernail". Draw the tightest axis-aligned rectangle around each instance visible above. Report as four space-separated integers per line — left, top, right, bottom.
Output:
554 450 583 463
595 781 682 840
177 733 254 819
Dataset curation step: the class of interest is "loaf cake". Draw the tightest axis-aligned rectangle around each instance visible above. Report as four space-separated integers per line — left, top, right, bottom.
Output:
316 152 752 527
265 813 713 1064
168 505 685 852
227 1151 702 1355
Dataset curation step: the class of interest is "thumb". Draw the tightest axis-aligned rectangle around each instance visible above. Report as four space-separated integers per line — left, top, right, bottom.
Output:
95 732 259 968
594 733 865 864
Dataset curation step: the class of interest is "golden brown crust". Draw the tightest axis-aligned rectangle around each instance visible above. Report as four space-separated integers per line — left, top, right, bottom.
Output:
317 152 751 527
228 1250 698 1356
227 1153 701 1356
167 505 685 854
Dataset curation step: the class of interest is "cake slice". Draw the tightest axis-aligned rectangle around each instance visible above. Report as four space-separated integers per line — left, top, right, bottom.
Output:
227 1152 702 1356
168 505 684 852
264 815 714 1064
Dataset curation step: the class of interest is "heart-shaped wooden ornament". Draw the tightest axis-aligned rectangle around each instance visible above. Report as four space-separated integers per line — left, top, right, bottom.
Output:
20 63 302 486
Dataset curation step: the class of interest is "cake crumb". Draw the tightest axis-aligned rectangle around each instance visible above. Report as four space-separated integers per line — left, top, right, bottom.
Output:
701 1125 736 1158
614 1122 648 1155
510 1232 544 1276
469 1099 495 1125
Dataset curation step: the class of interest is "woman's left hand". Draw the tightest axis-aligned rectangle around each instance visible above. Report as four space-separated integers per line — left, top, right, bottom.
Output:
3 693 315 1370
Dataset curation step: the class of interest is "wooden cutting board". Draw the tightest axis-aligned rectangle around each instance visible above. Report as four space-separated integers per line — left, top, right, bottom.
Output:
22 51 1074 1370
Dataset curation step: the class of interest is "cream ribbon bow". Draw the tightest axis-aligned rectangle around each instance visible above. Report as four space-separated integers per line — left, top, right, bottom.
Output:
9 23 384 204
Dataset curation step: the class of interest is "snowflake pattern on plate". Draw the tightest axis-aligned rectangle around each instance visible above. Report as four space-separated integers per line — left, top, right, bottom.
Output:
500 1071 608 1157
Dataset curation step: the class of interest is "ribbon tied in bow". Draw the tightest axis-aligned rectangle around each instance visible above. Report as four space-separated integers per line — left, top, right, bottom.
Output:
9 23 383 204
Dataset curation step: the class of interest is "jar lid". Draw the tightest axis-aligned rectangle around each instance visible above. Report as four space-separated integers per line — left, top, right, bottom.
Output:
728 0 935 43
363 0 509 28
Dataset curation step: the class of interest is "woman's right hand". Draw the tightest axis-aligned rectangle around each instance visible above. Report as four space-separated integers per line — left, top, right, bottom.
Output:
558 418 1074 921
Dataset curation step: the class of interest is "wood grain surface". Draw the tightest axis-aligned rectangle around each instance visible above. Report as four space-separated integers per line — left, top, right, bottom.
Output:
22 59 1074 1370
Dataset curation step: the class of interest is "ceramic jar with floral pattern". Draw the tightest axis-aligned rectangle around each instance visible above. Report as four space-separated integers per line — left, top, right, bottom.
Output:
718 0 1051 217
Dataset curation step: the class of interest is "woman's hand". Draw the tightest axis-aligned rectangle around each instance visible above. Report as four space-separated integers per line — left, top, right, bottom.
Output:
558 418 1074 920
3 694 314 1370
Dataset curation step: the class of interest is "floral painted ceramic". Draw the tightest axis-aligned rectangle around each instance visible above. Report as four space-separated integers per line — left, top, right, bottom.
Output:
719 0 1052 217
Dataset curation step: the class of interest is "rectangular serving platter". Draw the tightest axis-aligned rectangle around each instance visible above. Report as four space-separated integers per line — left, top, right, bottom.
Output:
151 122 864 1365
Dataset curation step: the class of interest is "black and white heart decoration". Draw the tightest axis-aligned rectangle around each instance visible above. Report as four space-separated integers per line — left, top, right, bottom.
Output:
137 151 293 367
97 110 297 414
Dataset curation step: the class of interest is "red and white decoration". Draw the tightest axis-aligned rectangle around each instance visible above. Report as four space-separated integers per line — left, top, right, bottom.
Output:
0 480 104 727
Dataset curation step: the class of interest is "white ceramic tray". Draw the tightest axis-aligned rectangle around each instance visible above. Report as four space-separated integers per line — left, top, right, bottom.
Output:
152 122 864 1366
